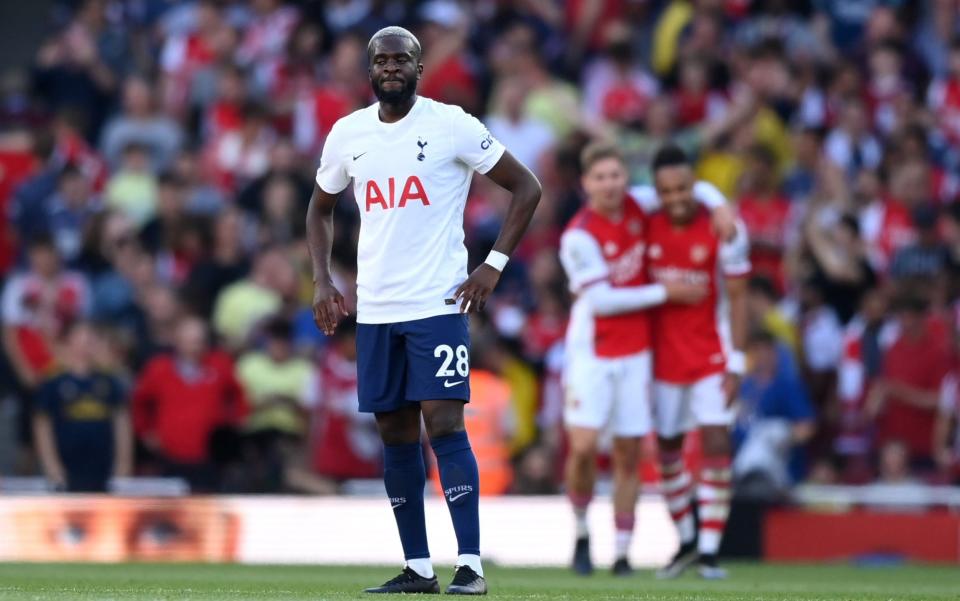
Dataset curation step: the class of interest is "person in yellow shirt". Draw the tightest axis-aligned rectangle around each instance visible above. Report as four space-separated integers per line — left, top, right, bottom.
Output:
236 316 317 439
746 276 798 356
212 249 294 350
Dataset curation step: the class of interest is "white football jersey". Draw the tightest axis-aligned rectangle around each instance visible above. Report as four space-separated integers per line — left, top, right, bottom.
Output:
316 97 506 324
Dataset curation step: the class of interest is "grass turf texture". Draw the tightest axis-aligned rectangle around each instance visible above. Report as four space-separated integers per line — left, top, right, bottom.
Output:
0 562 956 601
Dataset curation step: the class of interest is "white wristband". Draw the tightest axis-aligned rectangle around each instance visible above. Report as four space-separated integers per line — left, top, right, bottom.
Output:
726 350 747 376
484 250 509 272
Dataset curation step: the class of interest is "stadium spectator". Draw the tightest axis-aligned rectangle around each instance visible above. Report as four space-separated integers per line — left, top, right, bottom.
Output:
2 235 90 468
862 439 930 511
866 295 951 469
28 165 100 264
738 144 793 293
139 172 187 255
935 369 960 484
181 208 250 319
308 317 380 482
131 315 247 491
236 315 315 448
99 76 184 172
745 276 798 356
212 247 293 350
804 212 877 324
734 330 816 496
103 143 158 228
485 77 555 177
33 321 132 492
889 205 949 285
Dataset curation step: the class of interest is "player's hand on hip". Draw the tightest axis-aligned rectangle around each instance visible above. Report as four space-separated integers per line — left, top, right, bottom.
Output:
312 280 349 335
710 203 737 241
454 264 501 313
664 281 708 305
723 372 741 408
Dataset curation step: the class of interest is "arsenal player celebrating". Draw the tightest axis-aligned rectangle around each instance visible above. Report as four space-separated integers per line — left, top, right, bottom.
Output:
558 141 734 576
645 146 750 580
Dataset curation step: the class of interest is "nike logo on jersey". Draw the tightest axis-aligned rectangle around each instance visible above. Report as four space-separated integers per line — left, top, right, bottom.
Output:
353 152 367 161
443 380 464 388
448 491 470 502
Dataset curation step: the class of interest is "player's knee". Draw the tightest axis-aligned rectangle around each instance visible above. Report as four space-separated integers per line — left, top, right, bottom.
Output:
612 443 640 474
568 439 597 465
375 412 421 445
700 426 731 456
657 435 684 453
423 412 464 439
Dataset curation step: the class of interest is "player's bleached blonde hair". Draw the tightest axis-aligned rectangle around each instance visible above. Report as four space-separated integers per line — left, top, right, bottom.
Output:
367 26 422 61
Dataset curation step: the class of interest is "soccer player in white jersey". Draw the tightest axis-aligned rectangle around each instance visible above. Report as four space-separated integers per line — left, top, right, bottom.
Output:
307 27 540 595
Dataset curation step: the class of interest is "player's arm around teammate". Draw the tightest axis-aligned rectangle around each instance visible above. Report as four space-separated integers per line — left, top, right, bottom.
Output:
558 142 707 576
645 146 751 580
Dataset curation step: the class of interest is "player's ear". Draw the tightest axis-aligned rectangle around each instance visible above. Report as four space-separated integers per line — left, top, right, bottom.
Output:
417 62 423 79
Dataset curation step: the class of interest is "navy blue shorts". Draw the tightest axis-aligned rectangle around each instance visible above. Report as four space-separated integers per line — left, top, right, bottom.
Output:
356 314 471 413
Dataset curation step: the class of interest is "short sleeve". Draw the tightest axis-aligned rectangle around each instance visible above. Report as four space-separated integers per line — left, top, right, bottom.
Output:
720 219 751 277
692 180 727 209
559 229 609 294
315 122 351 194
450 106 505 174
628 185 658 213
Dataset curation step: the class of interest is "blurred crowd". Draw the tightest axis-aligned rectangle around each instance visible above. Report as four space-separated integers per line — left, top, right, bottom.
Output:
3 0 960 498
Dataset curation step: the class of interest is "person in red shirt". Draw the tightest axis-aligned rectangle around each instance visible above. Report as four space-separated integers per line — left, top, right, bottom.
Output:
928 39 960 149
131 315 247 491
310 318 382 481
866 294 950 469
558 141 733 576
737 144 791 293
645 145 750 580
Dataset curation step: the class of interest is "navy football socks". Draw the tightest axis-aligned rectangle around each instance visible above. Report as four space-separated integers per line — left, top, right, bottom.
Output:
431 430 481 556
383 442 430 561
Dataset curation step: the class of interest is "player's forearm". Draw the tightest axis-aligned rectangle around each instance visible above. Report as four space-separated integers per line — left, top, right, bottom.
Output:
726 278 749 352
491 177 541 257
306 185 337 283
582 282 667 316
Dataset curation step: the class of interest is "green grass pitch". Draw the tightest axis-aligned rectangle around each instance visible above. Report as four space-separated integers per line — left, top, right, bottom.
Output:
0 562 957 600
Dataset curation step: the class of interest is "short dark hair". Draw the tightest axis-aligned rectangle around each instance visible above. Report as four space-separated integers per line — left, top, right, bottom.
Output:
263 316 293 341
748 275 778 301
747 327 777 348
891 292 928 315
579 140 624 172
946 201 960 224
58 163 83 183
367 26 422 61
652 144 690 172
27 232 56 251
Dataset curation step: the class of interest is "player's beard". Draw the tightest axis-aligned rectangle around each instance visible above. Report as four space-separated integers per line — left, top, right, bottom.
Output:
372 76 417 105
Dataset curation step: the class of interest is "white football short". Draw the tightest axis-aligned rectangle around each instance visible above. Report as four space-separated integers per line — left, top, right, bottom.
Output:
563 350 651 437
653 373 733 438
